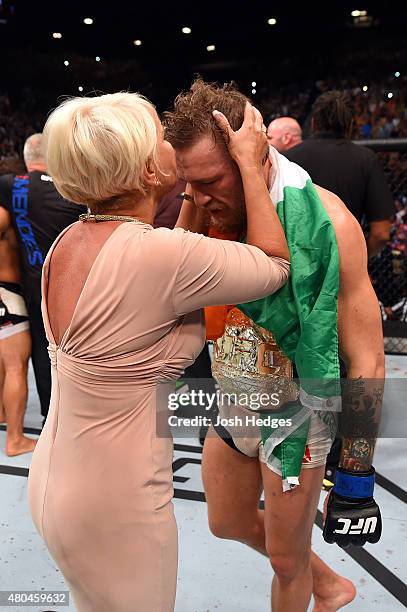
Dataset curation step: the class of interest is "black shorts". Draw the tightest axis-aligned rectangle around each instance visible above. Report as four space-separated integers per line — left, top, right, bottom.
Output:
0 281 29 339
210 403 243 455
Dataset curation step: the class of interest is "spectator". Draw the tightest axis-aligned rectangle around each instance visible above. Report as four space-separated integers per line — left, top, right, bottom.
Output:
0 134 86 426
0 156 26 176
285 90 395 257
373 115 393 139
266 117 302 152
360 113 372 139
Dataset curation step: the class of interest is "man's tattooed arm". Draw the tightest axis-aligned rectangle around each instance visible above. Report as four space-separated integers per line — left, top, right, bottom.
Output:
339 377 384 472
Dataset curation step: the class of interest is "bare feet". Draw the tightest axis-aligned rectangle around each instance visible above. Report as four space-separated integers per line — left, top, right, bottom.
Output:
5 435 37 457
313 575 356 611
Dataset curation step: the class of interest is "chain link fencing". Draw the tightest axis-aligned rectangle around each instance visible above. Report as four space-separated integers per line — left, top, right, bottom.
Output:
355 139 407 353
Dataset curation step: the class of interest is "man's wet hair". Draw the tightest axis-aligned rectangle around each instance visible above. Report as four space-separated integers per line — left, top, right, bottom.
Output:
311 90 354 138
164 77 248 149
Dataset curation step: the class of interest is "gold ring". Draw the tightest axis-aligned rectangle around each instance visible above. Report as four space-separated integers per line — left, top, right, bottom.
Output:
181 192 194 202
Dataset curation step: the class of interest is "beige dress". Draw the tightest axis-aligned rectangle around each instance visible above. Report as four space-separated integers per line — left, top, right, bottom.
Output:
28 221 289 612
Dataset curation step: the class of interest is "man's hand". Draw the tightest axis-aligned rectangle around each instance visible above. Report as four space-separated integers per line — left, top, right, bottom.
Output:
367 219 392 257
323 467 382 547
212 102 268 172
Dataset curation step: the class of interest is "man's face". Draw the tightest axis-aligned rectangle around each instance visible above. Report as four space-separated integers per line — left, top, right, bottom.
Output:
176 136 246 233
266 124 286 152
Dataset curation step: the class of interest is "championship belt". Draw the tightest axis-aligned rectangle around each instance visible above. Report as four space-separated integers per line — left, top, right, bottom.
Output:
212 308 299 409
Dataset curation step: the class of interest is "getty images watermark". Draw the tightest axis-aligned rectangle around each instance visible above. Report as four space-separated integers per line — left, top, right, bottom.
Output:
166 388 293 429
157 376 405 439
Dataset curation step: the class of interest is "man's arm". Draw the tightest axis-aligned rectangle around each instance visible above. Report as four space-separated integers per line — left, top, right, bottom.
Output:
364 152 395 257
367 219 392 258
332 197 385 471
0 205 11 238
318 187 384 547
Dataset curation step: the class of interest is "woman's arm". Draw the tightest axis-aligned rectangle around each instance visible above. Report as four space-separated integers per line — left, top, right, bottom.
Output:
213 102 289 261
172 230 289 316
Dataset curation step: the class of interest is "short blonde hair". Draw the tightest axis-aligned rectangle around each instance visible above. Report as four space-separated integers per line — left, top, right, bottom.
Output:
43 92 158 206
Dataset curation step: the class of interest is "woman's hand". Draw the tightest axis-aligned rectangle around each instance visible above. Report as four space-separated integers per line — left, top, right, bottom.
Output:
213 102 289 262
212 101 268 172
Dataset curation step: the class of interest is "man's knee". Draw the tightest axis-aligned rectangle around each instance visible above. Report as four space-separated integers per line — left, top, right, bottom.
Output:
3 358 28 375
208 511 260 542
208 513 241 540
268 550 310 584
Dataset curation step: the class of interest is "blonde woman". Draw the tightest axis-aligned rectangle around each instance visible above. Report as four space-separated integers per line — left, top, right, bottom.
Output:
27 93 290 611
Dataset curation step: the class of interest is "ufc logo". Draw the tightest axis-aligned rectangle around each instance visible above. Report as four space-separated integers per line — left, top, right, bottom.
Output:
334 517 378 535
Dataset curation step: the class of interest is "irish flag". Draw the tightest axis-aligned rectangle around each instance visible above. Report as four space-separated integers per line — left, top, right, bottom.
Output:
238 147 341 490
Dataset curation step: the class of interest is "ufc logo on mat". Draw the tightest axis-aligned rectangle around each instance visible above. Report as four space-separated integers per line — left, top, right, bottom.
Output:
334 517 378 535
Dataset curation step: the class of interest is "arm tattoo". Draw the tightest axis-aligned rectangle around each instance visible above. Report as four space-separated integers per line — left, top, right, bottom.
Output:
338 377 384 472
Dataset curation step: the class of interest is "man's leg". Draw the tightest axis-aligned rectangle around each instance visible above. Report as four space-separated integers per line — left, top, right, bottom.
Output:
203 431 355 611
28 303 51 424
202 427 265 550
0 330 37 456
0 356 5 423
261 464 320 611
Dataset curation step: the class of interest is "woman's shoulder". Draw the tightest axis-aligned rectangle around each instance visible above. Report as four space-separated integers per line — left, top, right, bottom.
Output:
121 224 195 266
43 221 82 267
133 224 199 248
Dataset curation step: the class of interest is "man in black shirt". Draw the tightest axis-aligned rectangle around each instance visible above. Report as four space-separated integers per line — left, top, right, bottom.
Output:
285 91 395 257
0 133 86 425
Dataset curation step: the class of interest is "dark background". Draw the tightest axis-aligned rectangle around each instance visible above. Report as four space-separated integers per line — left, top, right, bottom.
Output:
0 1 406 116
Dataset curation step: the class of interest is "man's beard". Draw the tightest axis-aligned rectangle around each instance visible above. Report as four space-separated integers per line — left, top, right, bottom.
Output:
208 202 247 235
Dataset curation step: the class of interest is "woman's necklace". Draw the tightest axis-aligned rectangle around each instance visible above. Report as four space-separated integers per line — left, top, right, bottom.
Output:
79 213 144 223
